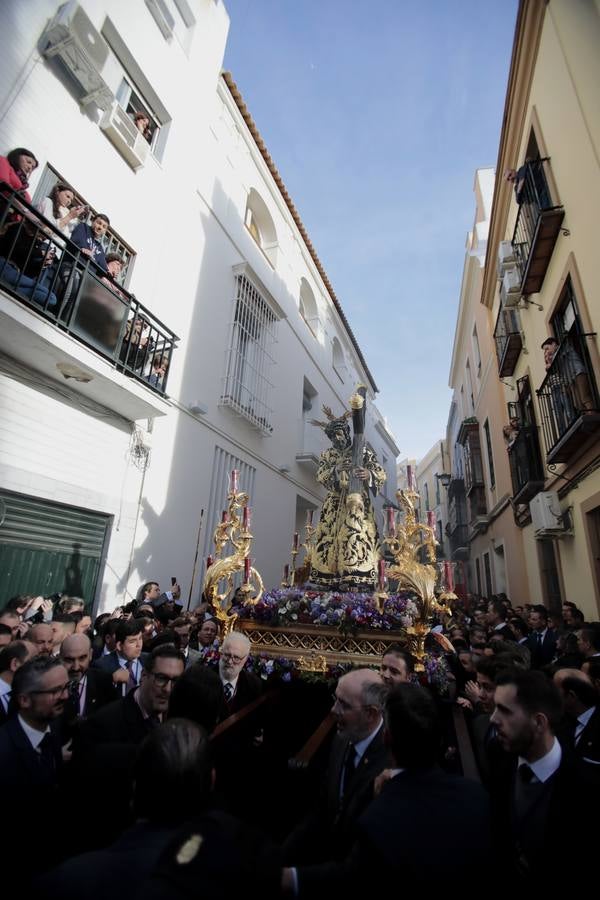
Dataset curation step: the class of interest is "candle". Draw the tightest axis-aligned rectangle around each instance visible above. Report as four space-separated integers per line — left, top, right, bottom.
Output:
427 510 436 531
386 506 395 535
230 469 239 493
378 558 386 589
306 509 314 526
206 555 213 569
284 564 290 580
244 557 251 583
293 532 299 550
243 506 251 528
221 510 228 523
406 465 414 491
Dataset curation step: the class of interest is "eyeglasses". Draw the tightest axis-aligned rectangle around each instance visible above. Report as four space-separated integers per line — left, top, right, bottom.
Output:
151 673 181 688
221 652 246 665
31 683 70 697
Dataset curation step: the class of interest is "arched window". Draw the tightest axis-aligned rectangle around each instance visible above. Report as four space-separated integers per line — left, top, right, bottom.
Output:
244 188 278 267
299 278 319 338
332 337 346 381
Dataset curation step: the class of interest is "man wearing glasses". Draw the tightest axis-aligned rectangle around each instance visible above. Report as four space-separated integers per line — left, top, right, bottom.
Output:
0 656 69 875
218 632 261 714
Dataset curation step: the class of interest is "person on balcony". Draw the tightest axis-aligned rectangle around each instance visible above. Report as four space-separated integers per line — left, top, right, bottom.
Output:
70 213 109 272
0 147 38 205
133 112 152 143
504 165 527 205
37 183 86 239
542 336 594 424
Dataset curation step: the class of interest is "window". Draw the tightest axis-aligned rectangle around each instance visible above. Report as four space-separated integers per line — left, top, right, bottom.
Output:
483 551 493 598
466 360 475 412
483 419 495 489
423 481 430 511
299 278 319 338
146 0 195 52
32 164 136 287
475 557 482 597
221 272 279 435
101 19 172 163
472 326 482 374
332 338 346 382
538 539 563 610
435 476 441 506
244 189 278 267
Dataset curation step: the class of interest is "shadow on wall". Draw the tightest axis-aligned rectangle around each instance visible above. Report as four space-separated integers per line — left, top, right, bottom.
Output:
63 542 83 597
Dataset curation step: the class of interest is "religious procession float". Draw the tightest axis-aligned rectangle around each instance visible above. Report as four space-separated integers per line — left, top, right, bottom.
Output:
202 385 457 692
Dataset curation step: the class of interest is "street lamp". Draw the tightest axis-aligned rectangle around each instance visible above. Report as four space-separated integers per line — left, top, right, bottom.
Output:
436 472 452 489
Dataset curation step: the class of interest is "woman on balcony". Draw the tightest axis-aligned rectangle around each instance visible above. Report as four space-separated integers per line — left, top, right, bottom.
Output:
38 183 86 238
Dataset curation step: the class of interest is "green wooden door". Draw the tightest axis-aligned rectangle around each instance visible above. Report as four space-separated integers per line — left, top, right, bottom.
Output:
0 491 111 610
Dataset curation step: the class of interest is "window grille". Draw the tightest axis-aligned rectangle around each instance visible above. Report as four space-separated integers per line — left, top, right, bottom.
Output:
220 274 278 435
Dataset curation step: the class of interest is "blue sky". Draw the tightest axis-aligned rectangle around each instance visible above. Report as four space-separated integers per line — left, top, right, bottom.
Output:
223 0 519 461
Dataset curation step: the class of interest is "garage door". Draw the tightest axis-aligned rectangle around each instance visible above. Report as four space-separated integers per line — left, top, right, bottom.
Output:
0 491 111 610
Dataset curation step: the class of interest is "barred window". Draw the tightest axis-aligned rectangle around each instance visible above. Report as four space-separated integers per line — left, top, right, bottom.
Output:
220 274 278 435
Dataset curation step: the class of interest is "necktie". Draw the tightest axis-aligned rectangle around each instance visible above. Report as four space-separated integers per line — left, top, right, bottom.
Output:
537 632 543 646
342 743 357 795
223 682 233 702
126 661 137 694
68 679 80 715
518 763 535 784
1 691 10 713
38 733 56 778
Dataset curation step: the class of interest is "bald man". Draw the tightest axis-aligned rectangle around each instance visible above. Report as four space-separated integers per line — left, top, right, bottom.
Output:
284 668 390 864
60 633 114 724
554 667 600 768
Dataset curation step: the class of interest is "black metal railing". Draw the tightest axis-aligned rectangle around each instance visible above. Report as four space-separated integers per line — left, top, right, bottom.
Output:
510 158 564 294
0 183 177 396
494 305 522 377
449 524 469 557
507 425 545 502
537 336 599 456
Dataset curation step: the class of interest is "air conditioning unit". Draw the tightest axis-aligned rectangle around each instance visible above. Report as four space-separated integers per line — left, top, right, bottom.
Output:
145 0 175 39
500 265 522 309
100 102 150 170
530 491 566 538
40 1 113 111
497 240 516 278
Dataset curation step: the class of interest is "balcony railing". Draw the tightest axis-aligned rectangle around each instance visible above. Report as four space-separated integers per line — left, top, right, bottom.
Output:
537 337 600 464
511 159 564 296
494 305 522 377
507 425 546 504
449 524 469 560
0 183 177 396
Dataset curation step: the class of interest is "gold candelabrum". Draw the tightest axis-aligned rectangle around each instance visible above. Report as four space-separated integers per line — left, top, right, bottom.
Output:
202 474 264 638
282 520 317 588
383 487 455 671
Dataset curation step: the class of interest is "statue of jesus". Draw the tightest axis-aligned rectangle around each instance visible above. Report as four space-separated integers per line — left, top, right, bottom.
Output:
309 387 386 591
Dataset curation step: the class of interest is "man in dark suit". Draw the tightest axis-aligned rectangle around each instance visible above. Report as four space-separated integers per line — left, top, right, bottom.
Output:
59 633 114 738
0 638 37 724
285 683 492 894
487 598 515 641
218 631 262 713
71 645 186 850
489 669 594 883
554 668 600 771
526 604 557 668
0 656 69 876
93 619 147 695
283 668 389 865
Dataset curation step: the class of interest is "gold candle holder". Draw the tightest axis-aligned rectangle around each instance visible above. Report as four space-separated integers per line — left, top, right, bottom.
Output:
384 487 452 671
202 474 264 638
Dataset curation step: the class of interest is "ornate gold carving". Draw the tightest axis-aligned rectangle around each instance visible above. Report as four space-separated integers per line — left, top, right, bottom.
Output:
202 482 264 637
297 652 328 673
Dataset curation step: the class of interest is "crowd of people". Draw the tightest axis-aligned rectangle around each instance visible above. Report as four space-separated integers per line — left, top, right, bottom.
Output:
0 146 169 389
0 579 597 894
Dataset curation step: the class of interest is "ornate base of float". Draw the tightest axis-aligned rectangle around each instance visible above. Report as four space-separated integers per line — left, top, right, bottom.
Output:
238 620 407 671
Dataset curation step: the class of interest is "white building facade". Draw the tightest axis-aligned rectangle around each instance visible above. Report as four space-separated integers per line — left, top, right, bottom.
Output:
0 0 398 610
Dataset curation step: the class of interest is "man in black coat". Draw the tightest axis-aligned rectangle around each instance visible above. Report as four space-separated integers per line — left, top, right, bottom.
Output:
218 631 262 713
283 668 390 865
526 605 557 668
554 668 600 772
489 669 596 883
285 683 492 895
59 633 114 738
93 619 147 696
0 656 69 877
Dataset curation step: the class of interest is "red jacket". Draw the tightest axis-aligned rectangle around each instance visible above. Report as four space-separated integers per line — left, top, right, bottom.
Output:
0 156 32 204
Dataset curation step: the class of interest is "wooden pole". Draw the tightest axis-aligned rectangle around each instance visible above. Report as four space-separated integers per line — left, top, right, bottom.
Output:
187 508 205 610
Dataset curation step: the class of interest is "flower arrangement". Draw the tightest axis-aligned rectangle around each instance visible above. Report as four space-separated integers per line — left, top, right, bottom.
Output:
234 587 420 634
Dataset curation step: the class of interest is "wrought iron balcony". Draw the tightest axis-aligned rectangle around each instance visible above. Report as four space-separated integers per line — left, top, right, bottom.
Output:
447 475 465 500
511 158 565 296
494 305 522 377
537 337 600 464
507 425 546 504
0 183 177 401
448 523 469 560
